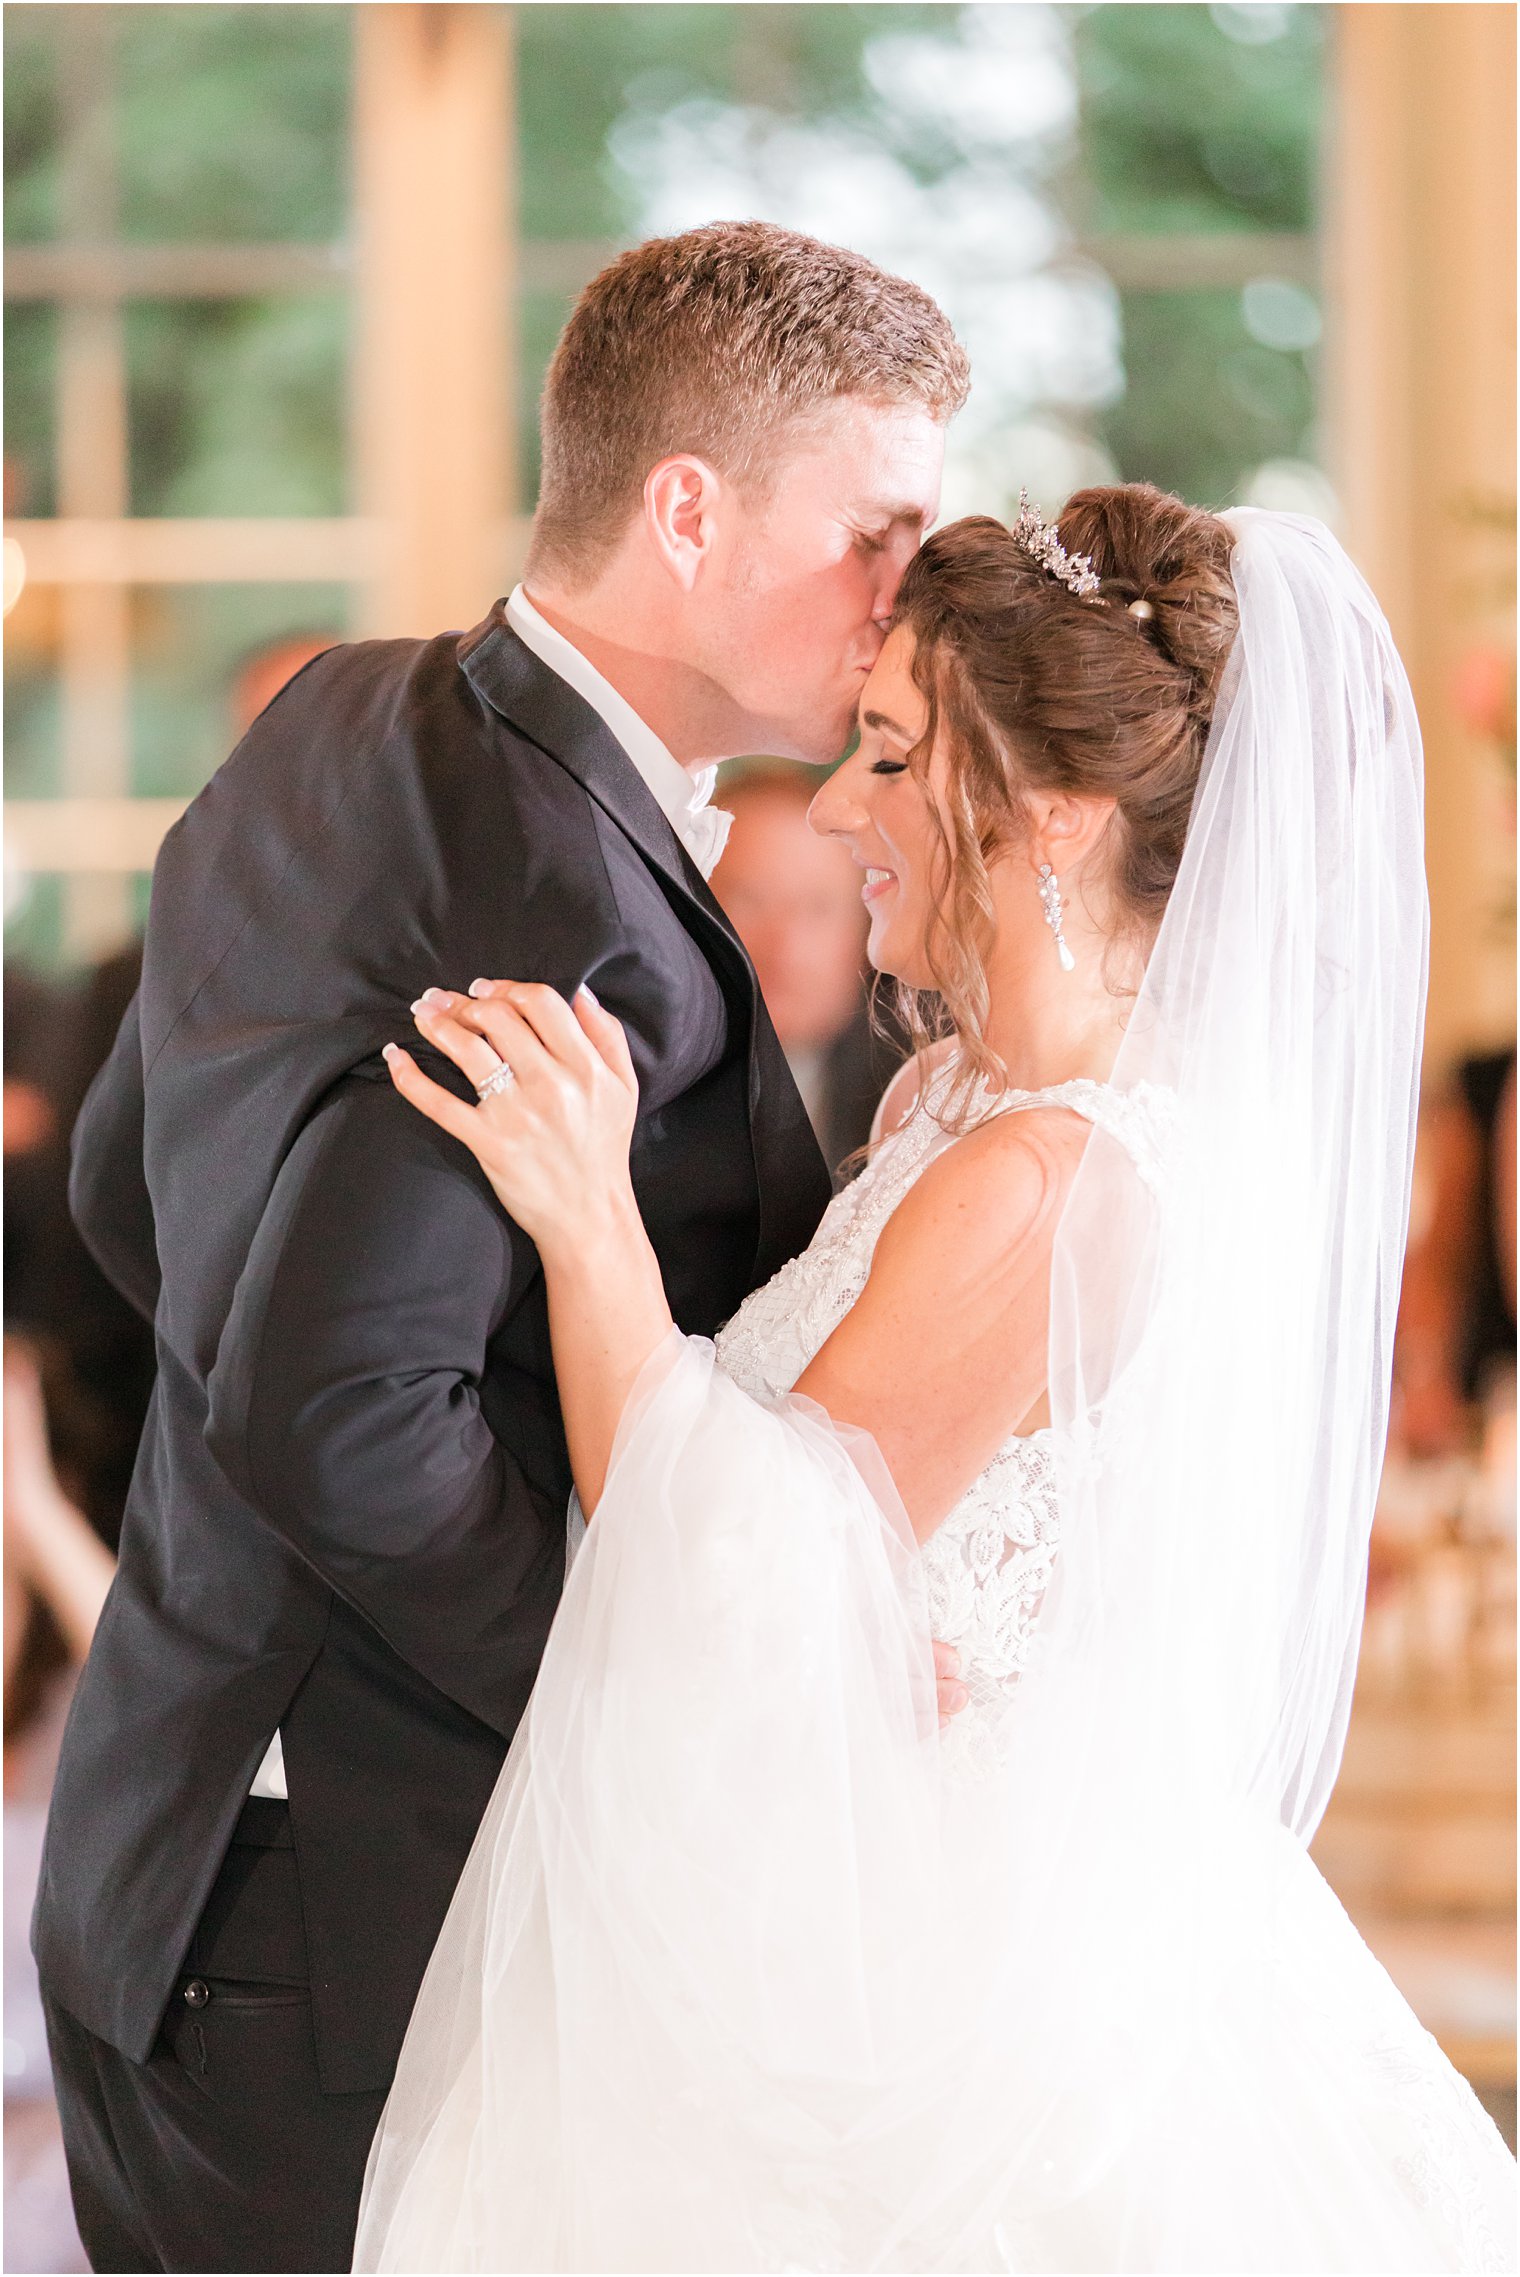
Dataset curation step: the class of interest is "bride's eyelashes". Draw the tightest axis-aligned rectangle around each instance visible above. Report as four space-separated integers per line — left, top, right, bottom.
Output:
869 757 910 777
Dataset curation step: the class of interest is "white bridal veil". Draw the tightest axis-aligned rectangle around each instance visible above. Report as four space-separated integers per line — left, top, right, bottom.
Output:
356 516 1513 2274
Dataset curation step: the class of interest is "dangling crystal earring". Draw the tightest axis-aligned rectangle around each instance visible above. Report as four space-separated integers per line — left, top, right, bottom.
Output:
1038 863 1076 972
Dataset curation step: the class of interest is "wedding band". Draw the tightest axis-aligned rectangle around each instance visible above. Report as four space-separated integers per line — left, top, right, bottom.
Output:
475 1061 517 1102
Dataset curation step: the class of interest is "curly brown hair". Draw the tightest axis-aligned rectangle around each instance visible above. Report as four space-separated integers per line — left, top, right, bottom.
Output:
883 483 1240 1126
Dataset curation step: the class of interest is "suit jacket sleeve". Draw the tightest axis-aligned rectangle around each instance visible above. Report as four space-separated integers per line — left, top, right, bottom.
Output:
68 990 162 1325
204 1064 564 1738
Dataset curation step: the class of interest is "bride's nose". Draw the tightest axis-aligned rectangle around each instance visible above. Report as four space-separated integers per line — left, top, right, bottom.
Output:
808 762 869 840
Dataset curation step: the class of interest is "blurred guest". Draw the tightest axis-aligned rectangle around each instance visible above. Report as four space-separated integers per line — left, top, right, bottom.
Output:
5 1338 115 2277
1395 1045 1518 1456
5 966 66 1313
231 630 340 738
712 761 906 1180
8 944 154 1551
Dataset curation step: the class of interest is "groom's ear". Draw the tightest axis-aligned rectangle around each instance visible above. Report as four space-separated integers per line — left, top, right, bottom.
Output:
644 455 723 592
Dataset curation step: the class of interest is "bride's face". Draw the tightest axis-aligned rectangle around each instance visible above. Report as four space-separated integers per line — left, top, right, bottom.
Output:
806 625 950 989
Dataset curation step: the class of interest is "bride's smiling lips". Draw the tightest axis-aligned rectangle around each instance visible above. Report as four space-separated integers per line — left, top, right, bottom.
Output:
862 865 897 904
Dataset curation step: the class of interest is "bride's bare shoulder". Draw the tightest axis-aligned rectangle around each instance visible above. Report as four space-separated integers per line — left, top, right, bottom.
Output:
870 1041 956 1146
874 1102 1089 1279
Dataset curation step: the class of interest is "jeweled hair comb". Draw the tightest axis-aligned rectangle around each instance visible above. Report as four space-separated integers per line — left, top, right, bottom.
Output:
1011 488 1101 598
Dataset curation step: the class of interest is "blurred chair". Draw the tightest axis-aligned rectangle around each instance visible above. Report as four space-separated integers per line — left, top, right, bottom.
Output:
712 762 906 1183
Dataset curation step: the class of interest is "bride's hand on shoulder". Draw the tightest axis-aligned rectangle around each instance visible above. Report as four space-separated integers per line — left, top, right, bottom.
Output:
384 979 639 1259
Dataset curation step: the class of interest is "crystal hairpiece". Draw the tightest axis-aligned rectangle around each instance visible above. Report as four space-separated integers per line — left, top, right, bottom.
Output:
1011 488 1101 598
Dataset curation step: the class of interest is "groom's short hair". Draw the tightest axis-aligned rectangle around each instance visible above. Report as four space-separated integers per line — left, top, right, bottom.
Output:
528 221 969 582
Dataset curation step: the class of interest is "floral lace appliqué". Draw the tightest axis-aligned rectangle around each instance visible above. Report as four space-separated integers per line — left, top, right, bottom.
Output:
717 1065 1164 1772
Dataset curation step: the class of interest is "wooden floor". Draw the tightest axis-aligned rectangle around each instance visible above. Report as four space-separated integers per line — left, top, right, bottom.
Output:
1312 1679 1517 2147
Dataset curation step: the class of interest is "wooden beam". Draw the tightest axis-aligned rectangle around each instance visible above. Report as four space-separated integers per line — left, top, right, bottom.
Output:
4 243 348 300
6 517 384 583
1325 3 1517 1068
54 3 132 959
6 797 187 874
3 517 532 585
4 239 613 303
1075 232 1316 292
352 4 516 636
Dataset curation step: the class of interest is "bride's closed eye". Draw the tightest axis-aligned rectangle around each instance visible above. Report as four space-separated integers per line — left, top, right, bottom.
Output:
869 757 910 777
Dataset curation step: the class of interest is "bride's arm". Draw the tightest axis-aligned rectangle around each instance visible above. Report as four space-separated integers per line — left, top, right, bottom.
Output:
793 1109 1082 1539
386 981 1082 1546
385 982 673 1516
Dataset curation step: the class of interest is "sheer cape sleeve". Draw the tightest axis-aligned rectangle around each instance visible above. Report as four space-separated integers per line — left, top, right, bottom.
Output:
355 1328 950 2274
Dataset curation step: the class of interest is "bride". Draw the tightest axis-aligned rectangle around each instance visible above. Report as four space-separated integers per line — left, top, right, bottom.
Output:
356 485 1515 2273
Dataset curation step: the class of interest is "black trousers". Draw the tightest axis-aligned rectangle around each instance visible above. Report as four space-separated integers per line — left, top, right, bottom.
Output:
43 1801 388 2275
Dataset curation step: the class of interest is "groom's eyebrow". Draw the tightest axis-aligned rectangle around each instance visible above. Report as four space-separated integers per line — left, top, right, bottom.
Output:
850 495 929 531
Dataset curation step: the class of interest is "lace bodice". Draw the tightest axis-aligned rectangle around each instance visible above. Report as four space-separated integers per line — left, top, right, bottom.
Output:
717 1062 1169 1771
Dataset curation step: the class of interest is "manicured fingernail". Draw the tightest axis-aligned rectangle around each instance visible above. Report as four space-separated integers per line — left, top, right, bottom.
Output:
468 979 489 998
409 998 427 1015
421 987 450 1006
382 1042 400 1062
577 983 599 1008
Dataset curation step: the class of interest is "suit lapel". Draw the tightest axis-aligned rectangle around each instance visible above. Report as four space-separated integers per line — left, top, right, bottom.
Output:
457 607 831 1280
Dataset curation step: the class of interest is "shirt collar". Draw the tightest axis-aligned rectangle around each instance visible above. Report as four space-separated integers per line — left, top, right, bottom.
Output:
505 586 730 877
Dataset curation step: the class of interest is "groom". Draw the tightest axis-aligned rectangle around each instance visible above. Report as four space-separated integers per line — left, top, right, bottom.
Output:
36 220 968 2273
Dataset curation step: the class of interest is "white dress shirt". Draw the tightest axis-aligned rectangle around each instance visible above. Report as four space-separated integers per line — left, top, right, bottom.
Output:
247 588 732 1803
505 586 732 878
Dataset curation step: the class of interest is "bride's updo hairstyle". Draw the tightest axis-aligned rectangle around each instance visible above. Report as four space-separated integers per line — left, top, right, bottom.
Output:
887 481 1238 1111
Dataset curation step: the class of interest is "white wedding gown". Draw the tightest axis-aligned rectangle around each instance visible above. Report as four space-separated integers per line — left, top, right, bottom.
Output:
355 1064 1516 2275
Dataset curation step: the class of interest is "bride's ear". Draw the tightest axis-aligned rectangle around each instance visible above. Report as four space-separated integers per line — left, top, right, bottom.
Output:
1026 792 1117 877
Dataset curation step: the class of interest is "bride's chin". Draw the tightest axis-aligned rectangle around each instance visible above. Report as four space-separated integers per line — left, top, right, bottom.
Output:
865 933 934 992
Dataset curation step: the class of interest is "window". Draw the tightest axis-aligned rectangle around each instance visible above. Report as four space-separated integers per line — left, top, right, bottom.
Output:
4 2 1324 971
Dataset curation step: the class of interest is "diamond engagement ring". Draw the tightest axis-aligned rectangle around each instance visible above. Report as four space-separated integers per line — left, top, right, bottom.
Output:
475 1061 517 1102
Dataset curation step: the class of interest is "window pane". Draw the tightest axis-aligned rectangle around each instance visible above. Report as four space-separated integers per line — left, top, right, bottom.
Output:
2 6 61 245
520 5 731 241
131 584 351 799
3 302 58 518
1100 286 1316 506
1077 4 1322 237
126 296 348 517
3 638 62 802
116 4 350 244
4 871 66 972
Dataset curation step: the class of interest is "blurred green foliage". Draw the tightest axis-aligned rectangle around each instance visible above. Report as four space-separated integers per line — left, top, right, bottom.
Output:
1104 287 1316 506
4 1 1322 965
125 297 348 516
3 2 1322 530
118 4 349 245
1076 3 1321 235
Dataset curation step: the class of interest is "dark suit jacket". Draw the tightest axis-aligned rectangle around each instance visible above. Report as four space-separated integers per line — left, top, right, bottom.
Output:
34 610 832 2093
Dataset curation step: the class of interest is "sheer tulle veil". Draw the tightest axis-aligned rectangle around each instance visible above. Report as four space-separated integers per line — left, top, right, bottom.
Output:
956 505 1432 2231
356 516 1509 2274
